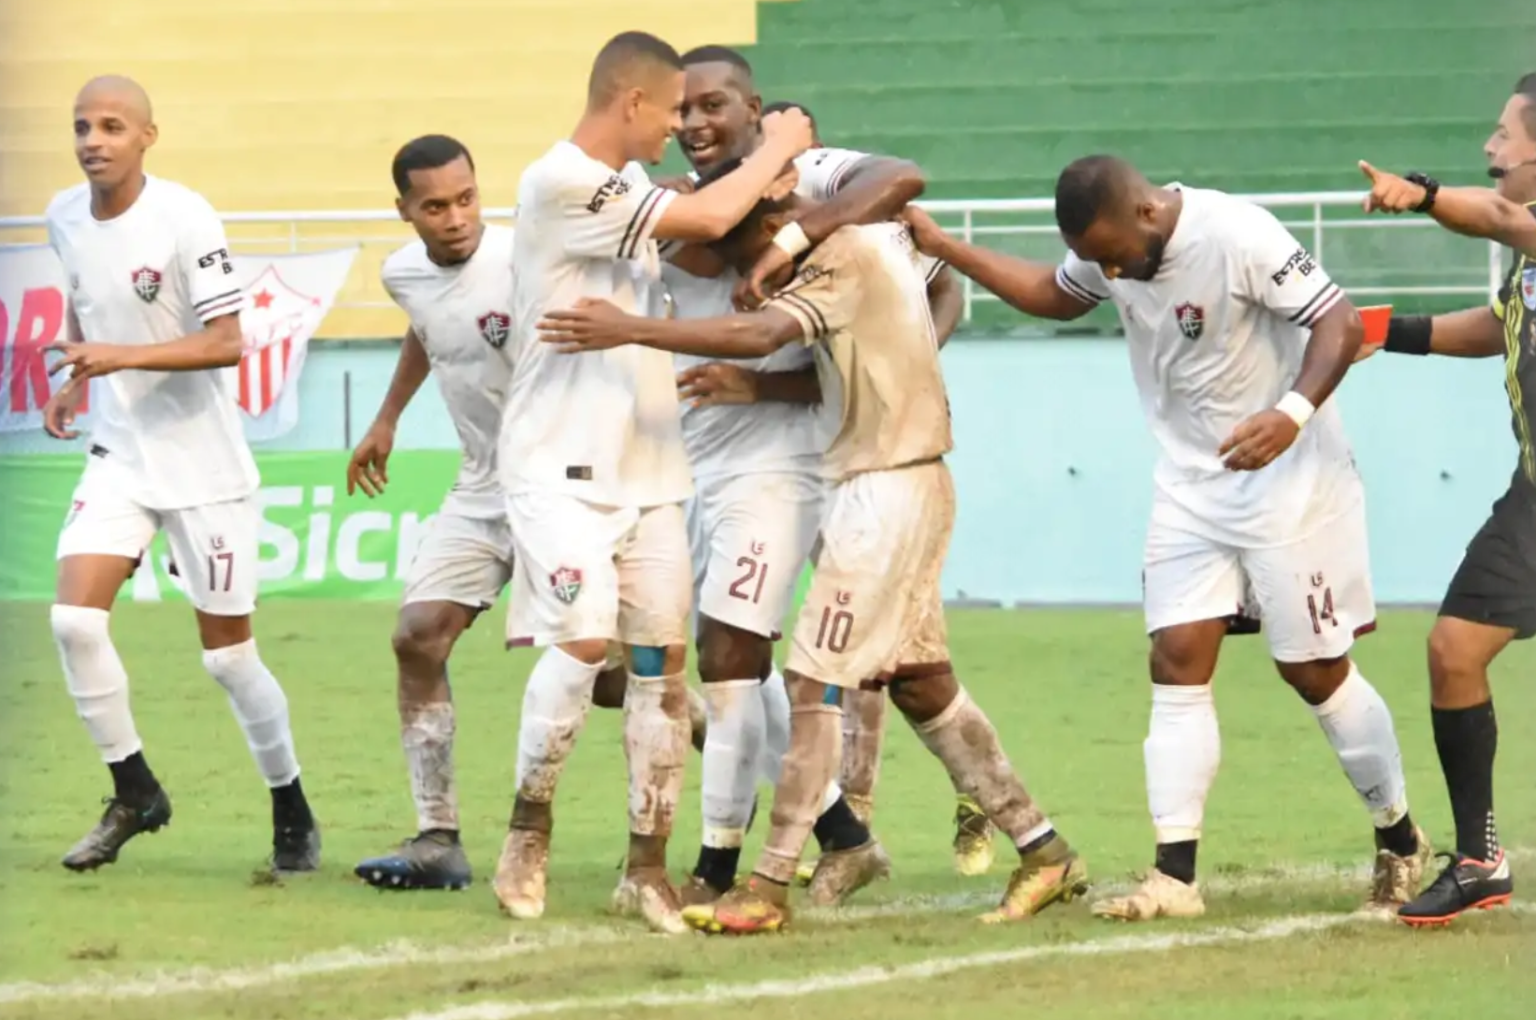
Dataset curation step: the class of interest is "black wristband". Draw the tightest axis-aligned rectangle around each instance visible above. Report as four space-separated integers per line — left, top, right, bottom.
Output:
1383 314 1432 356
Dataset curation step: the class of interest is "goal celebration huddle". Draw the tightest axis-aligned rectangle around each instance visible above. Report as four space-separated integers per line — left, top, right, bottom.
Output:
39 34 1535 937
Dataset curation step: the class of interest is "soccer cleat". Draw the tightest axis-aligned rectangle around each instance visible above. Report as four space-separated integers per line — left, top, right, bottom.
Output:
273 821 322 875
794 859 817 887
1398 851 1513 927
981 836 1090 924
806 839 892 907
61 789 173 872
952 795 997 877
493 828 550 920
355 831 471 890
679 873 728 908
682 875 790 935
1360 825 1432 916
611 866 688 934
1092 868 1205 922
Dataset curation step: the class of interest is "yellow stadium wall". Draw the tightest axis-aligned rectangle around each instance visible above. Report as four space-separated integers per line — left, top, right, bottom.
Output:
0 0 787 337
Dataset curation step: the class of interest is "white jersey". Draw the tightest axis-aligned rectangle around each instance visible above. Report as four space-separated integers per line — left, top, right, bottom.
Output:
502 140 692 508
1055 185 1359 547
382 223 515 520
668 147 941 481
46 176 257 511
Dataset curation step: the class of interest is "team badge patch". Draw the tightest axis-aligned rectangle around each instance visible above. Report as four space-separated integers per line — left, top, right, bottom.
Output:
550 566 583 605
1174 302 1204 341
478 311 511 349
131 266 163 304
1521 266 1535 311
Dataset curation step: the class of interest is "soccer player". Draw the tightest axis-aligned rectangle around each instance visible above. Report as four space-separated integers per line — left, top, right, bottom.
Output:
901 155 1432 920
343 135 516 891
666 46 964 906
1352 72 1536 925
41 75 319 874
539 171 1088 935
494 32 813 933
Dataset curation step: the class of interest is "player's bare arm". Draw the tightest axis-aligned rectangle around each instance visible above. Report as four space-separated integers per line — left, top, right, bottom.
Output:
1219 299 1364 471
928 266 964 346
45 311 243 383
348 326 431 498
743 154 925 302
541 297 803 359
652 110 813 242
1360 161 1536 258
902 206 1095 321
42 301 88 440
676 361 822 407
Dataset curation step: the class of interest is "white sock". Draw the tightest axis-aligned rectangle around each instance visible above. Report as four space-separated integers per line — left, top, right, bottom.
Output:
624 671 690 837
757 667 791 784
700 679 765 848
823 779 844 813
1310 663 1410 828
203 639 300 787
514 646 600 801
401 701 458 832
1145 684 1220 844
51 605 141 763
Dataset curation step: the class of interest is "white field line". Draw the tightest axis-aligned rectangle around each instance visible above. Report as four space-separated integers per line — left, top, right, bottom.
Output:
3 848 1528 1007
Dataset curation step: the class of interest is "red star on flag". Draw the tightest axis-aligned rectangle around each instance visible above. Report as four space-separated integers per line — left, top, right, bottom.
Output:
253 289 274 309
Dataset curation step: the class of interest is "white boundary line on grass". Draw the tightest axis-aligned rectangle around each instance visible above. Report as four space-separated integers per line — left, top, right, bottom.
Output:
2 849 1528 1007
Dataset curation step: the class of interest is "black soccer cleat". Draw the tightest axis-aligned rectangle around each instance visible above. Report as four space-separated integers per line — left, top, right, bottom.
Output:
355 831 472 890
272 822 322 875
1398 851 1513 928
61 788 173 872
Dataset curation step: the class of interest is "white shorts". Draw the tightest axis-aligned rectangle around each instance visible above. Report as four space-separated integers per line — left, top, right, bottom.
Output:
1143 494 1377 663
57 459 258 616
403 511 514 611
687 471 824 639
505 492 692 649
785 460 954 689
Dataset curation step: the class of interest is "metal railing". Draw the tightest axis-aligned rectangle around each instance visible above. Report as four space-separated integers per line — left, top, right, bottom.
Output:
0 191 1503 325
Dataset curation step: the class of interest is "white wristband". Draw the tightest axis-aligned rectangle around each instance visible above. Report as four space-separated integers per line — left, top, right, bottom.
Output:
771 221 811 258
1275 391 1316 429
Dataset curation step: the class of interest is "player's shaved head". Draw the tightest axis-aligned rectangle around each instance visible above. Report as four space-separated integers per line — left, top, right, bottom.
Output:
696 156 798 264
75 74 153 125
587 31 684 108
681 45 753 88
1053 155 1149 237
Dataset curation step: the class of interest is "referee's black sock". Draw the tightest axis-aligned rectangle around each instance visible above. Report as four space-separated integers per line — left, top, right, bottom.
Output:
1431 700 1500 862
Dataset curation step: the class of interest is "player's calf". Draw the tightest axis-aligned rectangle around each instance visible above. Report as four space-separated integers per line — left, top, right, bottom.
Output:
889 670 1087 922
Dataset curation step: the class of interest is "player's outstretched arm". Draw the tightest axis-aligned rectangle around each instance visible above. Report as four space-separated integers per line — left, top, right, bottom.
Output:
1360 161 1536 258
1369 306 1506 360
541 299 804 359
901 207 1094 322
653 110 815 243
348 327 430 497
45 312 244 384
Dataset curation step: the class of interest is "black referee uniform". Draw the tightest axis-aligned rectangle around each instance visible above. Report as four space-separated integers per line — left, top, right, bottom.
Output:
1440 203 1536 638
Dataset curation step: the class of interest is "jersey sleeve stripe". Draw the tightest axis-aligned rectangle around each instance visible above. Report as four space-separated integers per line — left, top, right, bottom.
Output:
825 156 861 196
193 288 243 311
924 259 947 284
776 290 829 339
1055 266 1106 304
197 295 247 321
618 188 666 261
1287 282 1343 327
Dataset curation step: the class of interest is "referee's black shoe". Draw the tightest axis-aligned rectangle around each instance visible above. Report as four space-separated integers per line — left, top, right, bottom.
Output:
1398 851 1512 927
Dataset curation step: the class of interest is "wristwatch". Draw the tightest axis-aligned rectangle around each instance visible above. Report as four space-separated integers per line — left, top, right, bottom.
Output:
1404 171 1439 213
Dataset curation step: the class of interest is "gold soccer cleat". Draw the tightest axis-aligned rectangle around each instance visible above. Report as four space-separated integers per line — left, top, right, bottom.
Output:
980 836 1089 924
493 828 549 920
1092 869 1205 922
807 840 892 907
952 795 997 877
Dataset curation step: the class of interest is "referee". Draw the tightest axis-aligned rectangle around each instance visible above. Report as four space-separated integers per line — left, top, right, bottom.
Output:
1357 72 1536 926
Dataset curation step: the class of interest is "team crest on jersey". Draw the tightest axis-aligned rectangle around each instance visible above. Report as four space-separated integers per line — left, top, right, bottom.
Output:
131 266 163 303
1521 266 1536 310
478 311 511 349
550 566 583 605
1174 301 1204 341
